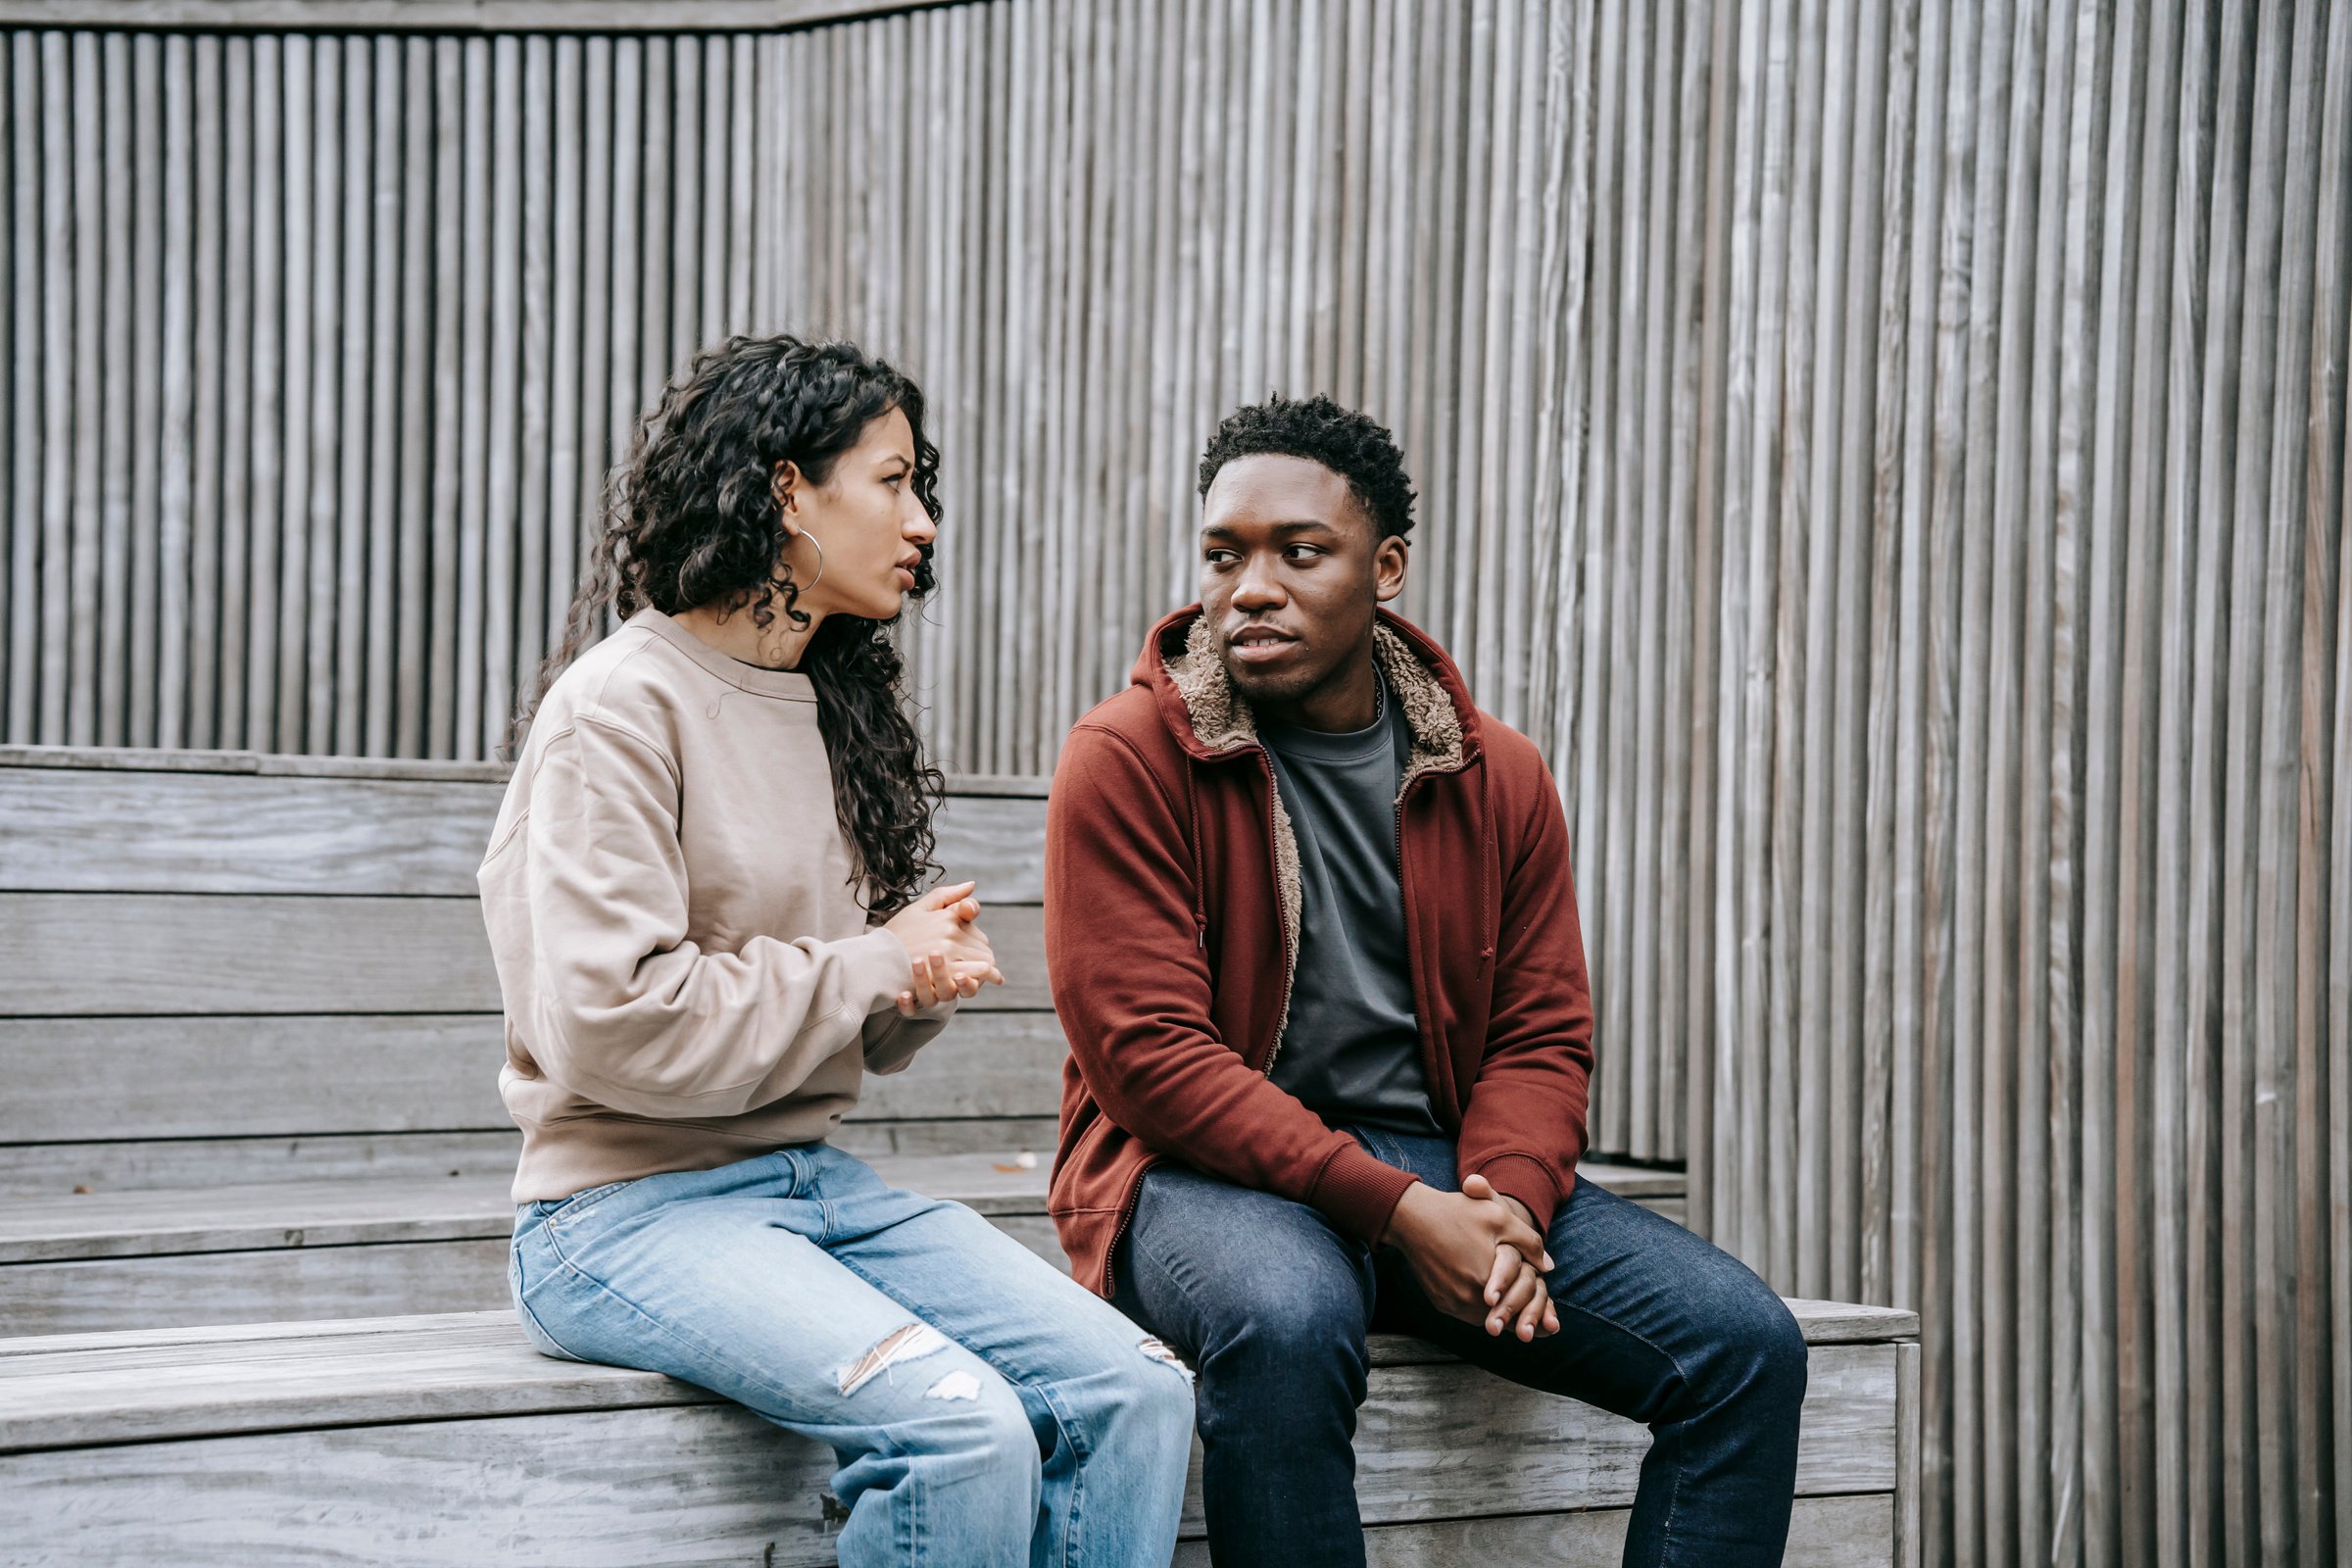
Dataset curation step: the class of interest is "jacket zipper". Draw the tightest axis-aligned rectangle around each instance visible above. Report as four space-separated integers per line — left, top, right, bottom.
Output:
1253 746 1298 1079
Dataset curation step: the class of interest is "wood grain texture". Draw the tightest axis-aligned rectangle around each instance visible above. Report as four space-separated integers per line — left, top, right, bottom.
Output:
0 1369 1897 1561
0 1004 1069 1140
0 762 1049 899
1 5 2340 1557
0 894 1047 1014
0 1306 1902 1455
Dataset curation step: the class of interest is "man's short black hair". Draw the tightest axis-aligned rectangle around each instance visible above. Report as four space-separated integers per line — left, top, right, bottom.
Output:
1197 393 1417 542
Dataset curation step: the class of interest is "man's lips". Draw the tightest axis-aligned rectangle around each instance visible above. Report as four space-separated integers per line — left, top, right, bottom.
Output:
1225 627 1300 662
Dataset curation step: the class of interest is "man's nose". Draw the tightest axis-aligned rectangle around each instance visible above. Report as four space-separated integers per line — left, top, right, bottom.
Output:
1231 566 1284 610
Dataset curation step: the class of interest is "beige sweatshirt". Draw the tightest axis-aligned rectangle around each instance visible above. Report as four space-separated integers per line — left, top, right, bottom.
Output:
479 608 950 1201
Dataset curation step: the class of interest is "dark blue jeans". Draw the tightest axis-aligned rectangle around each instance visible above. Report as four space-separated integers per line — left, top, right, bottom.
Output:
1113 1128 1807 1567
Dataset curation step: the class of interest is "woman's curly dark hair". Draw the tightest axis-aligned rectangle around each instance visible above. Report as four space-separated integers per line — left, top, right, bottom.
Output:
515 334 946 916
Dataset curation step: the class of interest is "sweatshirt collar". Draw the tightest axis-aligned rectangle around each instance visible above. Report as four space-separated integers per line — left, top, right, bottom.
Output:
632 608 820 702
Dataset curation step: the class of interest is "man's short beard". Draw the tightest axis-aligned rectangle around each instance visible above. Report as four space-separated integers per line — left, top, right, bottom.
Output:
1219 653 1324 708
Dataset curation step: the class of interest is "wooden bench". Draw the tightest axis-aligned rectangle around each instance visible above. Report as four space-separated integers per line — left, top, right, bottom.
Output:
0 744 1915 1562
0 745 1685 1333
0 1299 1919 1564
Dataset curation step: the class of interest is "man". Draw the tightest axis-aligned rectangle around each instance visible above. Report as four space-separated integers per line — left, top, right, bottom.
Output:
1044 393 1809 1567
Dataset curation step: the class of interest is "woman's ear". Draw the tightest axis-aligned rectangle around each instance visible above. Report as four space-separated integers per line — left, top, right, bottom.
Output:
771 459 803 520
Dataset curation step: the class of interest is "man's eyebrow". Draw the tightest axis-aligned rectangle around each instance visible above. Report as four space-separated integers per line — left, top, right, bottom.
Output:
1201 519 1342 539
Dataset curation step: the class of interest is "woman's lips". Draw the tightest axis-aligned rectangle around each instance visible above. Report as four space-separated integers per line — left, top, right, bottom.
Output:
894 566 918 590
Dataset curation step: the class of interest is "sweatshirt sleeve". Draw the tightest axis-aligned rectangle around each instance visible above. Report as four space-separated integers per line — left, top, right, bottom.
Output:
511 715 915 1119
1454 751 1594 1234
1047 723 1420 1244
858 980 956 1076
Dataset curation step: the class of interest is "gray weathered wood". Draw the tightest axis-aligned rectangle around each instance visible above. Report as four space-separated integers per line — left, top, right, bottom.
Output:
0 763 1049 898
0 1005 1067 1140
0 1345 1900 1561
0 1303 1902 1456
0 1121 1064 1196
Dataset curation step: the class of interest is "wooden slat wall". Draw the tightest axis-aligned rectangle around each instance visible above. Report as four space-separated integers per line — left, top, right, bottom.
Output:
0 3 2345 1562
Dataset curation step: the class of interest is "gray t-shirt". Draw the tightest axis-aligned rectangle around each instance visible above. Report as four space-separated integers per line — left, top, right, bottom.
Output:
1259 677 1443 1137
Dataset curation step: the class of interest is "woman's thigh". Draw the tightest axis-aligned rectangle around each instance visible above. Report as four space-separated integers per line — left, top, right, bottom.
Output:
512 1155 1028 1440
806 1145 1195 1396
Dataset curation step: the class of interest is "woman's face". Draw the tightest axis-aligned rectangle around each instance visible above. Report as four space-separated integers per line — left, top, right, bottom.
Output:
779 406 934 622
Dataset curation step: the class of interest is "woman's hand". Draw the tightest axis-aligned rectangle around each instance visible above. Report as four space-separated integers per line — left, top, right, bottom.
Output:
884 881 1005 1014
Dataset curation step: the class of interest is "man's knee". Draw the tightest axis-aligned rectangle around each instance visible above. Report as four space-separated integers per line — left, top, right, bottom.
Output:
1698 1280 1809 1419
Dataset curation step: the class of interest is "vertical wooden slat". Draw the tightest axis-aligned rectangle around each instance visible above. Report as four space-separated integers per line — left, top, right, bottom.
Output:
6 34 36 744
451 36 487 760
361 35 399 759
481 34 521 760
274 31 313 755
68 31 101 746
393 33 431 758
327 35 370 760
187 33 222 750
96 32 130 747
157 33 193 750
546 33 581 690
129 33 163 748
513 33 551 741
638 35 669 402
2014 4 2077 1560
220 33 256 750
725 33 752 335
606 36 640 510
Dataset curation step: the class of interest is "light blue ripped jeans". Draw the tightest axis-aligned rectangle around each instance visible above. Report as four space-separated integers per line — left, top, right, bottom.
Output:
511 1144 1196 1567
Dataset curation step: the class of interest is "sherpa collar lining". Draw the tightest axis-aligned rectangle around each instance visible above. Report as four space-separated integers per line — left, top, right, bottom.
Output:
1159 613 1472 1064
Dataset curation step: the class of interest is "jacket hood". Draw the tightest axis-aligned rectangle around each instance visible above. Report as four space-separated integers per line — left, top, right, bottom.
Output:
1129 603 1484 781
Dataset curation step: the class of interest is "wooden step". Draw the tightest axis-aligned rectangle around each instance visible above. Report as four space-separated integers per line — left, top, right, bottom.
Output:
0 1156 1687 1334
0 1299 1918 1565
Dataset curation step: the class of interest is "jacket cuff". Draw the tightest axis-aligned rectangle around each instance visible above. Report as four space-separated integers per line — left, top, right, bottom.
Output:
1308 1142 1422 1246
1469 1152 1565 1237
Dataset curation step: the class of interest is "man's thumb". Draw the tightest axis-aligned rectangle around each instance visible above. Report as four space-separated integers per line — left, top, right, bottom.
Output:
1463 1173 1494 1200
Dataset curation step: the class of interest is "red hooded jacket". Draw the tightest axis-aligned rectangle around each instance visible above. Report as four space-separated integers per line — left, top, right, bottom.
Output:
1045 605 1596 1297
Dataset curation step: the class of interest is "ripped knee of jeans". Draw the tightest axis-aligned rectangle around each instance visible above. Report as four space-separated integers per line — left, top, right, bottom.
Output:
836 1322 952 1397
1137 1335 1195 1384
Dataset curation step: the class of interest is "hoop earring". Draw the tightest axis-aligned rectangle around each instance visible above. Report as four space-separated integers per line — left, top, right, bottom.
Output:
786 527 825 592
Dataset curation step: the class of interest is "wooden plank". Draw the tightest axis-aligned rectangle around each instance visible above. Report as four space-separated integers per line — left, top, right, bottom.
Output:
0 767 1049 898
0 1131 525 1197
0 1311 1899 1475
0 1238 514 1336
0 1387 1896 1565
0 1121 1069 1197
1181 1495 1895 1568
0 1005 1068 1140
0 0 967 25
0 1153 1705 1270
0 1154 1062 1264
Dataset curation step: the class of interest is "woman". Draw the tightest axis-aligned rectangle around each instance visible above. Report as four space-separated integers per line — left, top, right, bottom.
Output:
483 335 1195 1566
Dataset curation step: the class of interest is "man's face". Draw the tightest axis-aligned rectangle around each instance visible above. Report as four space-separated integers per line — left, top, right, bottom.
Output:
1197 454 1407 709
